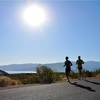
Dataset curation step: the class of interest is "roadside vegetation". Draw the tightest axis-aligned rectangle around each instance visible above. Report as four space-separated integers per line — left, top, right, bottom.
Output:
0 76 22 87
0 65 100 87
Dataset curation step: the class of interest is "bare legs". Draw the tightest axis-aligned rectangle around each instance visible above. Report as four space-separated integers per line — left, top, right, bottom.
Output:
78 69 83 80
65 71 70 82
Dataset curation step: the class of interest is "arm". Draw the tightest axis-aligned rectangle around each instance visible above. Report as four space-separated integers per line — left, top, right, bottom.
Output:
70 61 73 66
63 62 65 67
76 60 78 65
82 60 84 64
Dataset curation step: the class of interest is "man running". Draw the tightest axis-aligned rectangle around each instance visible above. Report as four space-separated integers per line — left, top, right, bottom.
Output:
63 56 73 82
76 56 84 80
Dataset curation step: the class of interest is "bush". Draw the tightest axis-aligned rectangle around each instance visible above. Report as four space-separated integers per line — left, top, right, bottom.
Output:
94 68 100 74
53 73 62 81
81 69 93 77
92 68 100 77
35 65 57 83
70 71 78 79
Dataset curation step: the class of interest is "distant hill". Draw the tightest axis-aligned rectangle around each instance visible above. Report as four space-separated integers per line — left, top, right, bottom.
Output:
0 63 37 71
0 61 100 73
0 70 9 75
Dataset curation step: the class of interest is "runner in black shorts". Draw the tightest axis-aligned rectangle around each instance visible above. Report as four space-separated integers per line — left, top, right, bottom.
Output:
63 56 72 82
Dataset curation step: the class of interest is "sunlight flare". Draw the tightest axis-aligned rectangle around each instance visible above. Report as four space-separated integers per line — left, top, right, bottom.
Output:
23 4 46 27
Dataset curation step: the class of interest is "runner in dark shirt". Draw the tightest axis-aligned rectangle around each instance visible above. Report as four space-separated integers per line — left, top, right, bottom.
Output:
63 56 72 82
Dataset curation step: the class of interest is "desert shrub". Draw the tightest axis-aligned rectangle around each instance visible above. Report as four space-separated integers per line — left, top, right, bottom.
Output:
94 68 100 74
53 72 62 81
82 69 93 77
33 75 40 83
9 73 35 84
92 68 100 77
70 71 78 79
85 70 92 77
35 65 60 83
0 76 22 87
21 75 34 84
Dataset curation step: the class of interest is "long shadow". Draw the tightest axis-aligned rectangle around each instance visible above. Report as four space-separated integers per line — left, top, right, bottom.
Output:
85 80 100 85
69 81 95 92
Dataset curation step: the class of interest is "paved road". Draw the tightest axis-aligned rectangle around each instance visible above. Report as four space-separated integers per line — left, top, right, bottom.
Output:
0 78 100 100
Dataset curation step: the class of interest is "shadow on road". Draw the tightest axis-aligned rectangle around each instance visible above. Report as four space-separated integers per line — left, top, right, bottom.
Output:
85 80 100 85
69 82 96 92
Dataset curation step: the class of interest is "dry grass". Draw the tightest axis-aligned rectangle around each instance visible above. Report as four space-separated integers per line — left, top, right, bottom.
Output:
0 76 22 87
0 70 100 87
95 74 100 78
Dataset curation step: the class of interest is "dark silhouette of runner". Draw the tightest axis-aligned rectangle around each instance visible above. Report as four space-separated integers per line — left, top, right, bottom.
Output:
63 56 72 82
76 56 84 80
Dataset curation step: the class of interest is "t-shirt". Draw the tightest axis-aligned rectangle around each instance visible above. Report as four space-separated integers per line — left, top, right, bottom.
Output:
64 60 72 69
76 59 84 67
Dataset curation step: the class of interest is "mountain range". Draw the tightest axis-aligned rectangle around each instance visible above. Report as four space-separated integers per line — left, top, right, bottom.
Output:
0 61 100 74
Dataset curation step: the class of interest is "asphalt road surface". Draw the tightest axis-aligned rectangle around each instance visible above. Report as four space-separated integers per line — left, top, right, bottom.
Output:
0 78 100 100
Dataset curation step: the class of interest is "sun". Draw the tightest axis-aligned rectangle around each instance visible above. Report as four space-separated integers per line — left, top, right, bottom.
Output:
23 4 46 27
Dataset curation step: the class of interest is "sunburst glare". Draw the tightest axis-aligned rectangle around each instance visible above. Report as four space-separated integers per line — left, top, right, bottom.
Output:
23 4 47 27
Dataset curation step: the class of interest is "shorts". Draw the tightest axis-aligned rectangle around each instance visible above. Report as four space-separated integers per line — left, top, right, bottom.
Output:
78 67 82 70
65 68 71 73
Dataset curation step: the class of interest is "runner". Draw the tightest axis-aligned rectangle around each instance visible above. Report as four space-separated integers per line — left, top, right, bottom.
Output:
63 56 73 82
76 56 84 80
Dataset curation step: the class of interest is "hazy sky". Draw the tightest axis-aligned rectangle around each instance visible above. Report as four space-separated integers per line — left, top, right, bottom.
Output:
0 0 100 65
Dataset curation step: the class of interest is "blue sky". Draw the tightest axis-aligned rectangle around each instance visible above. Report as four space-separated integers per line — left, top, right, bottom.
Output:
0 0 100 65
